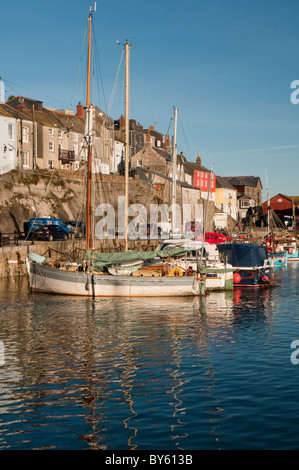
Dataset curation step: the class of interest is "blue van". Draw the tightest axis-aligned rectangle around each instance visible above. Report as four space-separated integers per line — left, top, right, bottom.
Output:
28 218 69 235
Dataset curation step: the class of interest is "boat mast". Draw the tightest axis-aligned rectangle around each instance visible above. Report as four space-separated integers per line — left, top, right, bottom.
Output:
171 107 178 236
86 4 96 252
199 163 214 266
124 40 130 251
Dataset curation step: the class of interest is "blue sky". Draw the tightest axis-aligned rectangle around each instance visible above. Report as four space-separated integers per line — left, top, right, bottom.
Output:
1 0 298 198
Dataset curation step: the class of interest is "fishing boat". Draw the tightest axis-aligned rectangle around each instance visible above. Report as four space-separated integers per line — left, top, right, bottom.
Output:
287 247 299 261
26 6 206 298
217 243 279 288
279 237 299 262
155 239 234 291
265 235 288 267
267 250 288 267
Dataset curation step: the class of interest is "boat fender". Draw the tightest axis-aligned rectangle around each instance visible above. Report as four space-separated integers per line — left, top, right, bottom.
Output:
170 266 183 277
233 272 241 283
262 275 269 283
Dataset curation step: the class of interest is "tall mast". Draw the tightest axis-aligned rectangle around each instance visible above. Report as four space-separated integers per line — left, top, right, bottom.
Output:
171 107 178 236
85 4 96 252
199 163 214 267
124 40 130 251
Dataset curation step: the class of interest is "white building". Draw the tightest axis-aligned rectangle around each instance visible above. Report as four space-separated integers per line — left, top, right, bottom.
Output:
0 108 17 174
112 139 124 174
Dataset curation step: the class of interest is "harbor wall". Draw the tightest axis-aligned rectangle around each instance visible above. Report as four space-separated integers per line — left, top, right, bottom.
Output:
0 238 160 279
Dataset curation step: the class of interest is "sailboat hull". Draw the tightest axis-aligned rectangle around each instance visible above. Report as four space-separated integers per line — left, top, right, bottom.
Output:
26 260 205 297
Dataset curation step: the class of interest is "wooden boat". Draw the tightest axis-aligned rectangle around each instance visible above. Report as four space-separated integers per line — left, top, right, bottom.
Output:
26 251 205 297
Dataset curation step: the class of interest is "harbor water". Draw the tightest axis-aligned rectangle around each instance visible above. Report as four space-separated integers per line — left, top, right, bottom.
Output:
0 263 298 450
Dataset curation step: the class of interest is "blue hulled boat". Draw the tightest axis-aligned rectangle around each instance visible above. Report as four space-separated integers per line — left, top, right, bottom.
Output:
218 243 279 288
268 251 288 267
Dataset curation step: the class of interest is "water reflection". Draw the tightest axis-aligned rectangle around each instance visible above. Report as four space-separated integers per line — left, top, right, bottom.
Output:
0 268 293 449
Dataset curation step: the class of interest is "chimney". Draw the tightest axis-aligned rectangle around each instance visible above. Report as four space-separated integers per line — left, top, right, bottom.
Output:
17 98 27 111
145 130 152 147
164 134 171 153
196 153 202 167
76 102 84 117
119 115 125 128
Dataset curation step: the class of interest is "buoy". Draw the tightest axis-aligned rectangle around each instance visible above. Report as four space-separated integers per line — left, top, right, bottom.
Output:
233 272 241 283
170 266 183 277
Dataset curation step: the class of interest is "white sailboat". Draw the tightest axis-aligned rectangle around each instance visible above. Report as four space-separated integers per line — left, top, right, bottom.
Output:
26 6 206 297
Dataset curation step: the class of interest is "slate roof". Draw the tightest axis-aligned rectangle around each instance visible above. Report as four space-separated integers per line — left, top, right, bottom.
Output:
216 175 236 190
183 160 210 174
223 176 262 188
3 96 86 132
0 106 15 118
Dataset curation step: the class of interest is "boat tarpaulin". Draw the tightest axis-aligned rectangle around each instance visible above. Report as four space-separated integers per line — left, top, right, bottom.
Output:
28 253 47 264
218 243 268 267
85 247 187 264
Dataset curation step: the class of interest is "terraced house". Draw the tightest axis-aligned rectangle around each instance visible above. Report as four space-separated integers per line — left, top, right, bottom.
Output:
0 96 115 174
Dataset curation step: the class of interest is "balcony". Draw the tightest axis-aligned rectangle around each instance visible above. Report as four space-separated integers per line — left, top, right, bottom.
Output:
58 149 75 164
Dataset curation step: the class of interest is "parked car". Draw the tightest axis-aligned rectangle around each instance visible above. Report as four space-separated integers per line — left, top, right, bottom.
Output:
66 221 86 238
28 217 69 235
31 225 69 241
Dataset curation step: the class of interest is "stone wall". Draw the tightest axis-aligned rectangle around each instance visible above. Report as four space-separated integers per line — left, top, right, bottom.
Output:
0 238 160 279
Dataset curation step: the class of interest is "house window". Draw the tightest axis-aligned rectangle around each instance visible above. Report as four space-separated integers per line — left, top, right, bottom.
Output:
23 151 30 167
73 144 78 157
8 123 13 140
137 160 142 166
48 160 54 169
23 126 29 143
49 141 54 152
49 128 54 135
58 130 62 138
